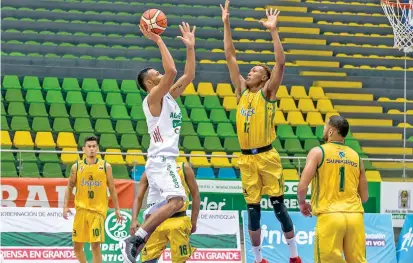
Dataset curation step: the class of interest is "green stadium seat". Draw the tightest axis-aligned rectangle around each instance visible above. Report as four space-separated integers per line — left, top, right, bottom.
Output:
74 118 94 133
1 162 17 177
6 90 24 102
102 79 120 93
121 80 139 94
190 108 209 123
112 165 130 179
296 125 317 140
99 133 120 149
217 123 236 138
42 77 61 91
29 103 48 117
20 163 40 178
315 126 324 141
293 154 307 169
197 123 217 138
181 108 191 122
203 96 222 110
2 152 15 162
106 93 125 106
141 135 150 150
204 137 225 152
280 153 295 169
229 110 236 124
90 105 110 119
8 102 27 116
46 91 65 104
95 119 115 133
82 78 100 92
18 149 38 163
272 138 286 153
181 122 196 136
224 137 240 152
130 106 145 121
2 75 21 89
53 118 73 132
39 150 60 163
126 94 143 108
183 136 204 151
363 160 376 170
116 120 135 134
210 109 229 124
42 163 63 177
66 91 85 105
121 134 141 149
1 116 10 130
11 117 30 131
77 133 95 146
184 95 203 109
304 138 321 152
110 105 130 120
70 104 89 118
277 125 297 139
285 139 306 154
1 103 6 116
26 90 45 103
62 78 81 91
345 140 363 154
23 76 41 90
49 104 69 118
32 117 52 132
86 92 105 105
136 120 148 136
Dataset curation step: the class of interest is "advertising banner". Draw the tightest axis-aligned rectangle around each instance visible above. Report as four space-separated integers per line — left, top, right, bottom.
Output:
0 178 134 208
0 207 241 263
380 182 413 227
242 211 396 263
397 214 413 263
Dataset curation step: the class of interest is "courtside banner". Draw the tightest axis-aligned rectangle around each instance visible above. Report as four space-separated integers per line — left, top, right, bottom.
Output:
242 211 396 263
380 182 413 227
397 214 413 262
0 178 134 208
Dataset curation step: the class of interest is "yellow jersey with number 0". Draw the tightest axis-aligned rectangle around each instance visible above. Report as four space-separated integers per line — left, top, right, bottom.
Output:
176 162 190 212
311 142 364 216
236 90 277 149
75 158 108 217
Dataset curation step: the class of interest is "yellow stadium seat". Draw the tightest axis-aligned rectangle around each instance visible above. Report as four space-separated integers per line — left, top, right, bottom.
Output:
197 82 216 96
104 149 126 165
283 169 299 180
1 131 12 147
317 99 337 114
388 109 402 114
182 82 198 95
397 123 413 128
407 110 413 115
223 96 237 111
287 111 307 125
231 152 240 169
274 111 288 125
61 147 80 164
35 132 56 148
57 132 77 148
212 48 224 52
334 105 382 113
13 131 34 148
211 152 232 168
284 38 326 45
308 86 326 100
200 60 214 64
349 118 393 127
279 98 297 112
190 151 211 168
371 162 413 169
313 81 363 88
125 150 146 166
362 147 411 155
306 112 325 126
296 61 339 68
290 86 308 99
216 83 235 98
378 97 391 102
298 98 316 113
276 85 290 98
326 93 373 101
176 150 188 163
353 133 402 140
300 71 346 77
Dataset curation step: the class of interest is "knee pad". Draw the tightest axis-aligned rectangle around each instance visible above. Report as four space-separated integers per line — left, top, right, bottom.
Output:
270 196 294 233
247 204 261 231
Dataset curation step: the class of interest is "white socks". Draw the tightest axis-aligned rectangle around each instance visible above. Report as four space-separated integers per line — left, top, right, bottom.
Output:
135 228 148 239
252 245 263 262
286 237 298 258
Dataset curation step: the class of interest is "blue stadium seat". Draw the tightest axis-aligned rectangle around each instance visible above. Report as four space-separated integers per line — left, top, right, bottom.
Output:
131 166 145 181
218 168 237 179
196 168 215 179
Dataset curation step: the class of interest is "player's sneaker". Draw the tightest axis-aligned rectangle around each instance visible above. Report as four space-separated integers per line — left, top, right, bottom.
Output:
290 257 302 263
119 235 145 263
256 259 268 263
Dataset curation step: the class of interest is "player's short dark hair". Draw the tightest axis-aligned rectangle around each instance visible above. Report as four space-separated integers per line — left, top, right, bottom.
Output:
328 115 349 138
256 64 271 80
137 67 153 92
84 135 99 146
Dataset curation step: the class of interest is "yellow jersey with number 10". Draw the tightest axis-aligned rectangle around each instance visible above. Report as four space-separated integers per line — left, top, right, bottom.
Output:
311 142 364 216
236 90 277 149
176 162 190 212
75 158 108 217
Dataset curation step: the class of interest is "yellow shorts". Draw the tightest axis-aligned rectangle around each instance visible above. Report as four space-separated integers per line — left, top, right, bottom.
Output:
72 209 105 243
314 213 367 263
141 216 195 263
238 148 283 204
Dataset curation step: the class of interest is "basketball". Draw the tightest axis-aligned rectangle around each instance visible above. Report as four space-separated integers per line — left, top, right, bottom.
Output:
140 9 168 35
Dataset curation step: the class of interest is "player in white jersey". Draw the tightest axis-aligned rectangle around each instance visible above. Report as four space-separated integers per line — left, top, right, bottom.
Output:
120 22 196 263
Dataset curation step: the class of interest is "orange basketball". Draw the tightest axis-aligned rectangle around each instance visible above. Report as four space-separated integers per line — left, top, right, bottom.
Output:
140 9 168 35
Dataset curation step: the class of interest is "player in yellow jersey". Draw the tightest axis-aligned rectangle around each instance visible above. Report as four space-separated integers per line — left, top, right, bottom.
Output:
221 1 301 262
297 116 369 263
63 136 123 263
129 162 200 263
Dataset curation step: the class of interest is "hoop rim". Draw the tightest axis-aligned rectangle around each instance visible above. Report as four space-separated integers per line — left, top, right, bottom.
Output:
381 0 413 9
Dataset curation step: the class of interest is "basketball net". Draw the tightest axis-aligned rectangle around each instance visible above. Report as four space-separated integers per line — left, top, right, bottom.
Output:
381 0 413 52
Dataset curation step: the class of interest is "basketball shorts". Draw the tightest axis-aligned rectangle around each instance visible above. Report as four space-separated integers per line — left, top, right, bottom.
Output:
72 209 105 243
141 215 195 262
145 156 186 202
238 148 283 204
314 213 367 263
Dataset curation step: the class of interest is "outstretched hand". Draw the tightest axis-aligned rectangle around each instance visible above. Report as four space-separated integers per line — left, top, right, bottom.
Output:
140 24 162 43
177 22 196 48
220 0 230 23
259 8 280 31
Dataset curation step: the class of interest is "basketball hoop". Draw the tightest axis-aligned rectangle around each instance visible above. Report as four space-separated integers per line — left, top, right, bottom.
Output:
381 0 413 52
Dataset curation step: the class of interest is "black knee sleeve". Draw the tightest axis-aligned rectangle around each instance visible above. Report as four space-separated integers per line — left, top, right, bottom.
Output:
247 204 261 231
270 196 294 233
